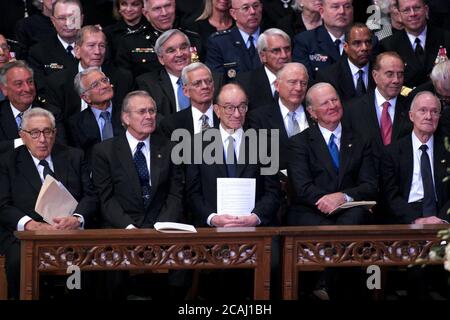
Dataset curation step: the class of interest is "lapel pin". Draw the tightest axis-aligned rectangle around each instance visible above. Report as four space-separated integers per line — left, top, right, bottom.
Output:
146 35 150 40
441 159 446 164
235 41 241 46
348 144 352 148
158 154 162 158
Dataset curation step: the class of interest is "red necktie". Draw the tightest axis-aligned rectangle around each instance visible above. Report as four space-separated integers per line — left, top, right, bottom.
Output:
380 101 392 145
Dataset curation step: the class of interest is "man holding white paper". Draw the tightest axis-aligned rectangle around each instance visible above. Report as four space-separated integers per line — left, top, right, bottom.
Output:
185 83 281 227
0 107 98 299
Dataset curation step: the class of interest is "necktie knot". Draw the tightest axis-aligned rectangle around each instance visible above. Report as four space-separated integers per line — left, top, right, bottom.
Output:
382 101 391 109
39 159 55 179
136 141 145 152
100 110 113 140
16 112 23 129
100 111 110 121
200 114 210 131
66 45 73 55
415 38 421 46
334 39 341 55
419 144 428 152
177 77 182 85
247 35 256 58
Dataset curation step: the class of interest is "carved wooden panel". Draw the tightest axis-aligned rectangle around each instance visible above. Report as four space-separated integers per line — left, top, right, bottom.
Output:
296 240 441 266
38 243 258 270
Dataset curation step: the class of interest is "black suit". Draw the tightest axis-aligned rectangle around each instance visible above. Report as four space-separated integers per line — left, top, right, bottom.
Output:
236 66 275 110
0 144 98 298
0 99 68 153
315 58 375 102
381 134 450 224
43 63 134 121
185 129 281 227
247 100 314 170
66 105 124 164
380 25 450 88
136 68 224 116
286 124 378 226
91 132 183 228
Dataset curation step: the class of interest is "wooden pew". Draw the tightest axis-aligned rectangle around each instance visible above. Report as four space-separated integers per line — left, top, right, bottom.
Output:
280 224 448 300
0 255 7 300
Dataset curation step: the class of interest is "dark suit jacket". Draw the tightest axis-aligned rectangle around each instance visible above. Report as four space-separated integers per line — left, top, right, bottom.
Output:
206 26 263 75
236 66 275 110
91 132 184 229
344 91 412 168
66 105 124 164
136 68 225 116
286 124 378 225
315 58 376 102
247 100 314 170
185 129 281 227
0 99 67 153
380 25 450 88
158 106 220 138
381 134 450 224
43 63 134 121
0 144 98 254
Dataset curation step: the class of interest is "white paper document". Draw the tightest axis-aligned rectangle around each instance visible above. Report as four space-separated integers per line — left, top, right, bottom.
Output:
217 178 256 216
154 222 197 233
35 175 78 224
329 201 376 215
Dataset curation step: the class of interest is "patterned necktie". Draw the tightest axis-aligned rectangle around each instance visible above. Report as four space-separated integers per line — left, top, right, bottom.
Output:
134 142 151 208
414 38 425 64
334 39 341 56
176 78 190 110
100 111 113 141
419 145 436 217
328 133 339 171
200 114 210 131
225 136 237 178
380 101 392 145
39 159 55 179
287 111 300 137
355 69 366 96
16 112 23 130
248 35 256 58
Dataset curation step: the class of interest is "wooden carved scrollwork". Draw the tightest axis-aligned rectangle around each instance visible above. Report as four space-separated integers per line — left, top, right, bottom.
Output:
38 243 257 270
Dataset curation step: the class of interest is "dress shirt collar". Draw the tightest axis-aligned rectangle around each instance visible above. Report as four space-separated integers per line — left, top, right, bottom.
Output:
238 27 260 47
406 25 427 49
374 87 397 109
327 31 345 54
57 34 74 54
191 105 214 132
90 103 113 122
167 71 180 87
347 59 369 77
264 66 277 94
278 98 305 119
219 123 244 154
9 103 31 119
126 130 150 154
318 122 342 148
29 152 54 181
411 131 434 153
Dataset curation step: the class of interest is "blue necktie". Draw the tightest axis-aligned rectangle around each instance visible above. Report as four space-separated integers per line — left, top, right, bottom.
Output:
419 145 437 217
100 111 113 141
177 78 190 110
248 35 256 58
16 112 23 130
328 133 339 171
134 142 151 208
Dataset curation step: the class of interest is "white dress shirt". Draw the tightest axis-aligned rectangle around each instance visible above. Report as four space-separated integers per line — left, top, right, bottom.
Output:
264 66 277 96
10 103 31 148
406 26 427 51
278 99 309 134
374 88 397 127
318 122 342 150
328 32 345 55
348 59 369 90
167 71 183 112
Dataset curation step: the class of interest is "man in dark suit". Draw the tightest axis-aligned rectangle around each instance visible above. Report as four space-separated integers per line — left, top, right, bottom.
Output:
315 23 376 102
0 107 98 299
43 25 133 121
287 82 377 226
237 28 292 110
293 0 354 78
206 0 264 77
27 0 82 81
380 0 450 88
0 60 67 153
68 68 124 163
345 51 412 169
159 62 219 138
247 62 313 170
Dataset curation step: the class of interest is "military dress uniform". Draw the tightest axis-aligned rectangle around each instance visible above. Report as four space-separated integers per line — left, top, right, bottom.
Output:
114 21 202 78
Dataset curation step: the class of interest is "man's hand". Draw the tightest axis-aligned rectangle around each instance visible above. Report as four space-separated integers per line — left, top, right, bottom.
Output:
211 214 259 227
315 192 346 214
413 216 447 224
53 216 80 230
24 220 56 231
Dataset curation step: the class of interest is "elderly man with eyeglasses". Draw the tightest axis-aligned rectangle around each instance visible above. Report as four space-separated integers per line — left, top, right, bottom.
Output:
0 107 98 299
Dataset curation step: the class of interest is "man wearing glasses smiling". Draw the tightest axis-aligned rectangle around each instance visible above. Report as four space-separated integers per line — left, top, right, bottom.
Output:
380 0 450 88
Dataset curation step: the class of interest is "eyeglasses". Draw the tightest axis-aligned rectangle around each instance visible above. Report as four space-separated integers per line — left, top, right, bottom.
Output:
0 44 10 51
83 77 110 93
128 108 157 116
232 2 262 14
189 78 214 88
164 43 190 55
218 103 248 115
21 128 55 139
399 5 424 15
263 45 291 55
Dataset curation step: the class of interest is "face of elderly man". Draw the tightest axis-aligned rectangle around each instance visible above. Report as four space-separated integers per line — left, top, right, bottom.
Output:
0 35 11 68
19 115 56 160
320 0 353 32
397 0 428 36
307 84 343 130
372 54 404 100
51 1 83 42
275 64 308 110
214 84 248 131
157 33 191 76
183 67 214 107
143 0 176 31
409 93 441 137
230 0 263 34
122 95 157 140
75 31 107 68
0 67 36 111
80 70 114 107
259 34 292 74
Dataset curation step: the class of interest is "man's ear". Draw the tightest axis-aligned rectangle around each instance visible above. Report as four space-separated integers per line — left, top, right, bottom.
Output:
213 104 220 119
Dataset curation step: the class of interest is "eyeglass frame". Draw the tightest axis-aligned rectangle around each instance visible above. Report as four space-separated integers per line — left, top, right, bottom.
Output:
82 76 111 94
217 103 248 115
263 45 291 55
398 5 425 15
232 1 262 14
21 128 56 139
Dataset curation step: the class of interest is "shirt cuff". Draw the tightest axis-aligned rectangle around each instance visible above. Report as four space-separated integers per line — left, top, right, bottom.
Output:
17 216 32 231
14 138 24 149
73 213 84 229
251 213 261 225
344 193 353 202
126 224 137 229
207 213 218 226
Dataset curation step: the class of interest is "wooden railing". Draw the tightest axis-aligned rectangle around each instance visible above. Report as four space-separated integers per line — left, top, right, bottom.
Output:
0 255 7 300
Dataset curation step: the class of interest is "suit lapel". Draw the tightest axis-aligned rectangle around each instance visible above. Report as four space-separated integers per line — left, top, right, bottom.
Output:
400 136 414 194
318 26 340 63
17 147 42 194
396 31 421 73
231 27 254 71
0 102 20 139
82 108 102 141
338 127 354 186
116 135 142 199
51 145 68 185
310 126 337 177
271 102 289 141
340 59 356 97
424 26 440 70
433 138 447 204
148 134 164 203
160 70 176 113
392 96 408 140
366 93 384 146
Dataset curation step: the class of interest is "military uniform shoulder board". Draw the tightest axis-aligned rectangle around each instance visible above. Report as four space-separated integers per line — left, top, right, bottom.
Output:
400 86 413 97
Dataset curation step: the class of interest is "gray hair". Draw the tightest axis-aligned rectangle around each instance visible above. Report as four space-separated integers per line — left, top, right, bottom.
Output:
305 82 336 109
430 60 450 92
75 25 106 47
121 90 156 113
256 28 291 54
21 107 55 130
0 60 34 85
73 67 103 96
181 62 212 85
409 91 441 112
154 29 190 57
276 62 308 80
